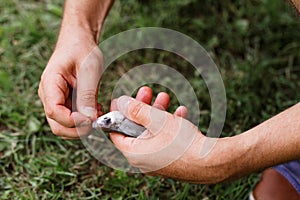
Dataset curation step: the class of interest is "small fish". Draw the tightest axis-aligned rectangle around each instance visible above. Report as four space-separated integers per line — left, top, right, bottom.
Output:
92 111 146 137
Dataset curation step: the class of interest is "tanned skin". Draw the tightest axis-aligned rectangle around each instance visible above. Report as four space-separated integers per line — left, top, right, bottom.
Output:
39 0 300 183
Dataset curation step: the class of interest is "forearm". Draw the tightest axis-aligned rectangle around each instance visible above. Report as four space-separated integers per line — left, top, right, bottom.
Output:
237 102 300 170
58 0 114 44
215 102 300 181
187 102 300 183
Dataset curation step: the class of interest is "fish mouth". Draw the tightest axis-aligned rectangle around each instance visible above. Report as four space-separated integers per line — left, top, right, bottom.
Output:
92 121 98 129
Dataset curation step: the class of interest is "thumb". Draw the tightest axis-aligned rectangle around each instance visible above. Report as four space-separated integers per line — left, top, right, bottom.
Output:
117 96 152 126
117 96 168 133
76 47 103 119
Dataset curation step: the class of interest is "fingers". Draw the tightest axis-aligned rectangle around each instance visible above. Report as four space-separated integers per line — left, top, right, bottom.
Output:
135 86 153 104
174 106 188 119
47 117 78 138
115 92 184 127
111 98 197 172
135 87 170 110
38 45 104 139
110 99 118 111
39 73 77 128
39 72 94 138
152 92 170 110
46 111 91 138
110 86 171 112
110 86 152 112
110 132 135 152
117 96 153 127
76 47 103 119
117 96 171 132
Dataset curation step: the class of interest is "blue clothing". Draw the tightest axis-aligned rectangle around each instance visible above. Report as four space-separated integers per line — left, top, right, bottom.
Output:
273 160 300 194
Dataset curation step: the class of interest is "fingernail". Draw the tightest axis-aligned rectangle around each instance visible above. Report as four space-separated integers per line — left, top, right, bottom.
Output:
80 107 96 118
117 96 132 113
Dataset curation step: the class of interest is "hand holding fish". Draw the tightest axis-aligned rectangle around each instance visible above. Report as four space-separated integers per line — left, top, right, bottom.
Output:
110 88 300 184
109 88 232 183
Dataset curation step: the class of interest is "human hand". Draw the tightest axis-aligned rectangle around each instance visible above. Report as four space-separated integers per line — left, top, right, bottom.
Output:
109 87 212 181
38 0 114 139
110 88 267 183
38 30 103 139
110 90 300 184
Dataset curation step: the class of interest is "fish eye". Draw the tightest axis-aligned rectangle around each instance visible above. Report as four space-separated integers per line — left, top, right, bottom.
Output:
103 117 111 126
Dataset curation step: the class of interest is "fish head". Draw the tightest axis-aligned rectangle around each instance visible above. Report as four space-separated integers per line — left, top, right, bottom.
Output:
92 111 125 131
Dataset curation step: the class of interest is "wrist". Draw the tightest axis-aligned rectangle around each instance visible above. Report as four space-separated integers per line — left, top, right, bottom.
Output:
56 26 97 49
189 136 251 183
59 0 113 44
209 133 262 182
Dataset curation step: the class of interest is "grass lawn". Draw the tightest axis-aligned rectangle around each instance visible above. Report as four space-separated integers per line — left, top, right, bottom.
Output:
1 0 300 199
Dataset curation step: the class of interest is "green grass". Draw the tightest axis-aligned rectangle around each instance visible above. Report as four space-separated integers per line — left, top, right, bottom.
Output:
1 0 300 199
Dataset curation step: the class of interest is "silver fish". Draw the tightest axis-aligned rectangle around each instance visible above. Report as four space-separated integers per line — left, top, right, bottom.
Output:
92 111 146 137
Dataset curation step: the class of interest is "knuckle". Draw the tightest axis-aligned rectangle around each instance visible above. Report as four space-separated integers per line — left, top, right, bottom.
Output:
129 102 146 121
45 106 55 119
49 124 63 136
79 90 96 102
153 103 165 111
